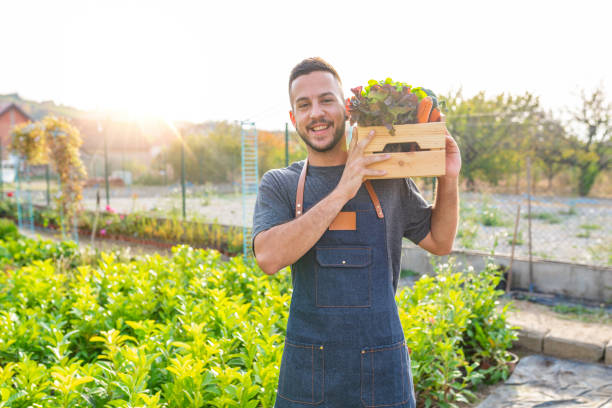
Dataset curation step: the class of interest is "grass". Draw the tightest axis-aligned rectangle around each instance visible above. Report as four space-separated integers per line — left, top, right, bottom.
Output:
457 219 479 249
586 240 612 265
400 268 419 278
480 208 507 226
552 304 612 325
507 230 524 246
524 212 562 224
499 297 612 325
576 224 602 239
559 206 578 216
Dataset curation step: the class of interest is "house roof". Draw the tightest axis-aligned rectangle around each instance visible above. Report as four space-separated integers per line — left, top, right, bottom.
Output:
0 102 32 121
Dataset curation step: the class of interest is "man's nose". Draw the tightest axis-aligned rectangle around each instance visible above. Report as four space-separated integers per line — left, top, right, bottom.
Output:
309 101 324 119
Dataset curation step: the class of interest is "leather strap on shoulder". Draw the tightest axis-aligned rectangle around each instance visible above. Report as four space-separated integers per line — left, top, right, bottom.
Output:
295 159 384 219
295 159 308 217
364 180 384 219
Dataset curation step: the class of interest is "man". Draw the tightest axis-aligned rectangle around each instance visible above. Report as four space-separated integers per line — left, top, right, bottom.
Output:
252 57 461 407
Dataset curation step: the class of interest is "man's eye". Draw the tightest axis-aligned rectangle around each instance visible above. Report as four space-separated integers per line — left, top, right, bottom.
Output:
322 99 333 103
298 104 308 109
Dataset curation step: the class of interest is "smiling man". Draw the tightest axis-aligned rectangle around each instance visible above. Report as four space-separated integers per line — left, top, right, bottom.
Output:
252 57 461 407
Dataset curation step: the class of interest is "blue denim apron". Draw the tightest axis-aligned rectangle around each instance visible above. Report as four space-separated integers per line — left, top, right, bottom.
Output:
275 160 416 408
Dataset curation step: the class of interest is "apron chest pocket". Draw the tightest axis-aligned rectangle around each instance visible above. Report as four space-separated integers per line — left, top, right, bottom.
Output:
315 246 372 308
360 340 412 407
278 340 325 404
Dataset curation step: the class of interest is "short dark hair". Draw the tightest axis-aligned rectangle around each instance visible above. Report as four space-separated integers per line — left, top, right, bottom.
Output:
288 57 342 96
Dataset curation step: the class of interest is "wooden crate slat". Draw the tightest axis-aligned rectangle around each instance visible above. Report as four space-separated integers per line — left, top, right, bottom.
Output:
355 122 447 179
356 122 447 152
363 150 446 179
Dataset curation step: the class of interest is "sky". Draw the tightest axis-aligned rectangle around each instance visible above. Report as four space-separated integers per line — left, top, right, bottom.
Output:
1 0 611 131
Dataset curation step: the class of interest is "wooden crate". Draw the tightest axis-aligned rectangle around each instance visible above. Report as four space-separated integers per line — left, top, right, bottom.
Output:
356 122 446 179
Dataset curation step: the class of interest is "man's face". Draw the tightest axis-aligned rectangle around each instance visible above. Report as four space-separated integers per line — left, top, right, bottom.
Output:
289 71 346 153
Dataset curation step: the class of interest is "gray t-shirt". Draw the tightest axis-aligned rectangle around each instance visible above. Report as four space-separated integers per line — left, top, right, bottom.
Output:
252 159 432 293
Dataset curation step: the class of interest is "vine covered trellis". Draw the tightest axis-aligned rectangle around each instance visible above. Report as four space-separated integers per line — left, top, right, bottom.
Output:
10 116 87 236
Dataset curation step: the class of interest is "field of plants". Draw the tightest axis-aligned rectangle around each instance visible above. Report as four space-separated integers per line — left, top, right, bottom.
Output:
0 217 517 407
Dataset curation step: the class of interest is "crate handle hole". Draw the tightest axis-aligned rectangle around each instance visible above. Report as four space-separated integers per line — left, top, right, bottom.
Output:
374 142 429 154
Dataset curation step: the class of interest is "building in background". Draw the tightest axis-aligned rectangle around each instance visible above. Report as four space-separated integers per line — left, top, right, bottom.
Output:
0 102 32 183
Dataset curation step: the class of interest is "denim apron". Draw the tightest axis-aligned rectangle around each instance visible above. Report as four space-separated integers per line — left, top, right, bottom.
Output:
275 160 416 408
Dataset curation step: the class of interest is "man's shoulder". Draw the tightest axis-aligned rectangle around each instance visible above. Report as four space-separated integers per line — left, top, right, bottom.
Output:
261 160 304 187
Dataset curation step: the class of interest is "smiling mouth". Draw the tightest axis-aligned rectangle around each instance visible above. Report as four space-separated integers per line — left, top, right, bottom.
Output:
308 122 332 133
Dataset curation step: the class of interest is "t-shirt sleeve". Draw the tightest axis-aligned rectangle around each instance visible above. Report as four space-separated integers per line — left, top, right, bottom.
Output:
251 170 294 252
402 178 432 245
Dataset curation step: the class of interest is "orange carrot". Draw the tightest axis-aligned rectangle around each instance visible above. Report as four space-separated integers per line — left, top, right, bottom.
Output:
416 96 433 123
429 107 441 122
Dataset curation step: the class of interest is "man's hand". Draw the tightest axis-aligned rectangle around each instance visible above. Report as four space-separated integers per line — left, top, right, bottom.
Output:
335 127 390 200
443 131 462 179
416 112 461 256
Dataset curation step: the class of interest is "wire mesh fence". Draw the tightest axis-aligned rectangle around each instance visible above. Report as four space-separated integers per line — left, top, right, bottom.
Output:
2 123 611 267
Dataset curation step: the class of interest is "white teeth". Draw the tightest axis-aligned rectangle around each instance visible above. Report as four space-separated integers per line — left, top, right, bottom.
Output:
312 125 329 131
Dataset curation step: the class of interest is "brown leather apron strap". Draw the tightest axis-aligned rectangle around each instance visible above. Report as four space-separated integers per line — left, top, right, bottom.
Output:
364 180 384 219
295 159 384 219
295 159 308 217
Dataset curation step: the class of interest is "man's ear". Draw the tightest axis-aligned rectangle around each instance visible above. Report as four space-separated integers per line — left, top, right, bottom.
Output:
289 110 296 128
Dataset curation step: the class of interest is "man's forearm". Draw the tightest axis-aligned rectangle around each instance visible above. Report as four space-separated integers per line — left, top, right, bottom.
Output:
254 189 348 275
430 176 459 253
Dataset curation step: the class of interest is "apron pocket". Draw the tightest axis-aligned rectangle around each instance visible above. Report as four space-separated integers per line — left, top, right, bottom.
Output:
315 246 372 308
360 340 411 407
278 339 325 404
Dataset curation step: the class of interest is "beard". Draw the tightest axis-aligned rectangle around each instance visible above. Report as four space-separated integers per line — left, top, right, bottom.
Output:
296 118 346 153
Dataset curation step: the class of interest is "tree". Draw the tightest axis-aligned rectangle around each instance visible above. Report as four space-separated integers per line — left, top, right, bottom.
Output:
164 121 242 185
161 121 308 185
10 116 87 233
566 86 611 196
444 90 540 190
531 110 573 191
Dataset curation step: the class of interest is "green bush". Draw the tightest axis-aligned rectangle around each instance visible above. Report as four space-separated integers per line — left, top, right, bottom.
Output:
0 235 80 270
397 260 517 407
0 237 516 407
0 199 16 219
0 218 19 241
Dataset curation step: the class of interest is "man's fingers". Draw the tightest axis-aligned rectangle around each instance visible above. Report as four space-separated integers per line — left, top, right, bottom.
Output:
363 153 391 165
348 126 358 151
363 168 387 177
354 130 376 153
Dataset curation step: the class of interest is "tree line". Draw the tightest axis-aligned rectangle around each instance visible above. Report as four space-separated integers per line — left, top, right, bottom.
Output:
156 86 609 196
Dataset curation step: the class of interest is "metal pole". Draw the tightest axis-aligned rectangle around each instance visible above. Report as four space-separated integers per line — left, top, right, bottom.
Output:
26 164 34 232
45 164 50 207
285 122 289 167
506 204 521 293
527 157 533 292
104 132 110 206
181 141 186 220
16 157 22 229
0 141 3 198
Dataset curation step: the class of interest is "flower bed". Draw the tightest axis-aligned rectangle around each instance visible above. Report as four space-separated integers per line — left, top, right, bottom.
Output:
0 200 244 257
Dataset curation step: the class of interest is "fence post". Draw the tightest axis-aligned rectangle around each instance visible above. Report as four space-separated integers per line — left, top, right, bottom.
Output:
526 157 533 292
285 123 289 168
506 204 521 292
16 157 22 229
181 141 186 220
26 164 34 233
104 131 110 207
0 141 3 198
45 164 50 207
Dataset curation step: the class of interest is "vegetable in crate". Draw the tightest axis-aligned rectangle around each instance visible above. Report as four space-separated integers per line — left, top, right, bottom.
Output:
346 78 443 136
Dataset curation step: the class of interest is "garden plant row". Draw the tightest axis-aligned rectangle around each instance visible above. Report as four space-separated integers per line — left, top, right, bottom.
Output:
0 218 517 407
0 199 244 257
